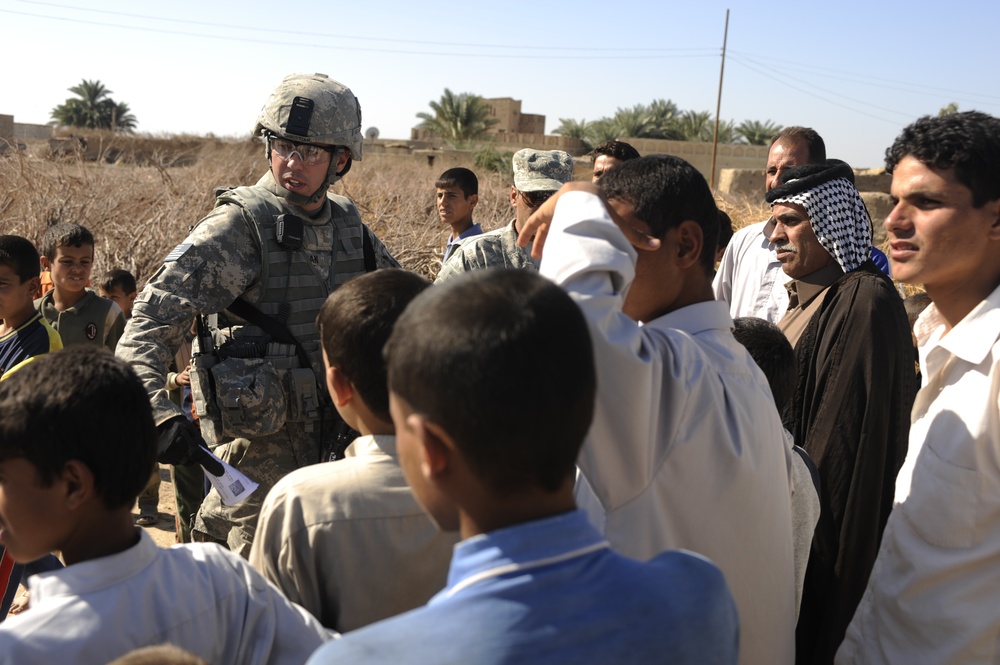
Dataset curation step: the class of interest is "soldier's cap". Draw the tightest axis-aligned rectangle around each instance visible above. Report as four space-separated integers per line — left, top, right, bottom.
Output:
765 159 856 203
513 149 574 192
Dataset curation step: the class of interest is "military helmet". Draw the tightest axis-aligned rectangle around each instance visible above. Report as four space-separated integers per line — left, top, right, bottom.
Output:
255 73 363 160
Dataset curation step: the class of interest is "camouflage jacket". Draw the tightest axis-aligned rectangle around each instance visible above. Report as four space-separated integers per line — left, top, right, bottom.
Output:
117 171 398 425
435 220 537 283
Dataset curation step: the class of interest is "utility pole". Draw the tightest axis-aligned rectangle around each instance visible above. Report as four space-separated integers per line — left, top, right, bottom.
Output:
710 9 730 189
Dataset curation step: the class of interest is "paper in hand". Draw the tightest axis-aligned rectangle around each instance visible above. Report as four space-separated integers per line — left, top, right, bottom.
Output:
201 449 259 506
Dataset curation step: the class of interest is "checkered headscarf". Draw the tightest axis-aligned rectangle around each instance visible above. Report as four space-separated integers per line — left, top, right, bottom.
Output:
766 160 872 273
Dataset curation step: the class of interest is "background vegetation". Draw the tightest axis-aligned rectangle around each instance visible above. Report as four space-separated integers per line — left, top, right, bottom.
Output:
1 132 774 286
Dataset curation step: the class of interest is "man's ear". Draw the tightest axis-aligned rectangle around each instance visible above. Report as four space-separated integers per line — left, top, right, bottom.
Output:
39 256 51 272
327 365 354 408
987 198 1000 240
25 276 41 298
408 413 454 480
509 186 518 208
60 460 95 511
675 220 705 269
469 193 479 210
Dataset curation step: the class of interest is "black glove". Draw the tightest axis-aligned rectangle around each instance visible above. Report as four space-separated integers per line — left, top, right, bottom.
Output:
157 416 225 477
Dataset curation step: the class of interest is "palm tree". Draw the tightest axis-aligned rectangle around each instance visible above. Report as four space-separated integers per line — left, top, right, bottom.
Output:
645 99 683 140
676 110 714 142
416 89 498 146
736 119 783 145
611 105 656 139
50 79 137 132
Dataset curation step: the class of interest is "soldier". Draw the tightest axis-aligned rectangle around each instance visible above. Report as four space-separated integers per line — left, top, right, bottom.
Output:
116 73 398 556
435 148 573 282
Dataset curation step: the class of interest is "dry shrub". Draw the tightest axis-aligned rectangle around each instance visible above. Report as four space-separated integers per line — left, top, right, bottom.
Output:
0 136 507 283
0 134 920 296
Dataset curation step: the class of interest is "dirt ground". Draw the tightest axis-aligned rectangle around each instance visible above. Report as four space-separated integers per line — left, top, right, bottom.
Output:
7 465 179 618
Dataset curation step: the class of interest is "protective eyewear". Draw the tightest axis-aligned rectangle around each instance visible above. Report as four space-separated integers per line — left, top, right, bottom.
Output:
519 189 555 209
269 137 333 166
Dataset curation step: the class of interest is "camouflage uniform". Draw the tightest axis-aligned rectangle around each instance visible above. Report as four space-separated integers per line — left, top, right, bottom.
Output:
118 171 397 555
435 220 535 283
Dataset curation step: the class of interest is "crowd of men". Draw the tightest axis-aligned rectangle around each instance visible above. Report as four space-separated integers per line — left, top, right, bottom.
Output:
0 71 997 665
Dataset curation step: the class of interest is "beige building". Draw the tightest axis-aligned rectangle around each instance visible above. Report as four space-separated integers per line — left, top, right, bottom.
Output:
483 97 545 135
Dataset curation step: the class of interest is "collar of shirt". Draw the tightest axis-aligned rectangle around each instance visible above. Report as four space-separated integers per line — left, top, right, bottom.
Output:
757 217 778 256
651 299 734 337
434 510 608 601
39 289 99 315
29 529 153 600
916 281 1000 369
785 262 844 310
343 434 397 459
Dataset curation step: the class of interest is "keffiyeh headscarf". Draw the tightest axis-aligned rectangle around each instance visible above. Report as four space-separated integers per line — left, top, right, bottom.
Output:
765 160 872 273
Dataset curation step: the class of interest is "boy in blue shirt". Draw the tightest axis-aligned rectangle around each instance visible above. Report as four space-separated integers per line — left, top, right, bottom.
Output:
307 268 739 665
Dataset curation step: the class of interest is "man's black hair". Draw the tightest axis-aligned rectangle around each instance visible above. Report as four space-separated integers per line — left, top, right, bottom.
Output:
0 347 157 510
0 235 41 282
385 269 595 495
732 317 798 413
41 222 95 260
589 140 640 162
318 269 431 423
886 111 1000 207
100 268 137 295
769 126 827 164
599 154 720 273
435 167 479 198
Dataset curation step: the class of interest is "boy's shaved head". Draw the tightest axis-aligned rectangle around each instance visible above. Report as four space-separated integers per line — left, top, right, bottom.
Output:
386 269 595 494
0 347 157 510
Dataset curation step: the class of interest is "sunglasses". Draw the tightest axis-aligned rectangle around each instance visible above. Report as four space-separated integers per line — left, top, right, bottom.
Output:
519 189 556 208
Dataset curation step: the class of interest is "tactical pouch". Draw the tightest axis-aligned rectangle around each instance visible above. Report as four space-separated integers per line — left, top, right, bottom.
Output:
284 367 320 425
210 357 286 438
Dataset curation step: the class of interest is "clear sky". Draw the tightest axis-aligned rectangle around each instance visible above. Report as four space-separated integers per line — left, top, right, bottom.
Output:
2 0 998 169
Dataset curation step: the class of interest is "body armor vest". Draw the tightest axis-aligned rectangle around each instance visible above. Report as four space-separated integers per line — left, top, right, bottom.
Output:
214 185 368 385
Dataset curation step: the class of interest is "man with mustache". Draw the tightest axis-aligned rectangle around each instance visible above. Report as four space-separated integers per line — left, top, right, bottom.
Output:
766 160 916 665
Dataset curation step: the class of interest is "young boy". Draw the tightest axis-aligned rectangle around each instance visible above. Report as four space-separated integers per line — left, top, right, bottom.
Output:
0 235 63 621
732 316 821 618
250 269 458 632
0 347 333 664
436 167 481 261
98 268 138 319
35 223 125 351
520 156 796 664
306 269 738 664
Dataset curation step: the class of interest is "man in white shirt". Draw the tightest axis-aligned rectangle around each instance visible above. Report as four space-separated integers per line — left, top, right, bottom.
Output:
713 127 826 322
522 156 796 665
838 111 1000 664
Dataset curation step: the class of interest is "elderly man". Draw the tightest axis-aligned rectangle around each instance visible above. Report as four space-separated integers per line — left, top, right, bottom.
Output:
435 148 573 282
838 111 1000 665
766 160 916 665
714 127 826 322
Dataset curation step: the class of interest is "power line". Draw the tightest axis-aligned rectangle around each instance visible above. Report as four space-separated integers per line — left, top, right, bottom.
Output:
730 49 1000 107
729 56 902 126
7 1 718 56
728 54 914 120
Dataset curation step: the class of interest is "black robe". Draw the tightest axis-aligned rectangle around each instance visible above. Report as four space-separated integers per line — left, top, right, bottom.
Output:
785 262 916 665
